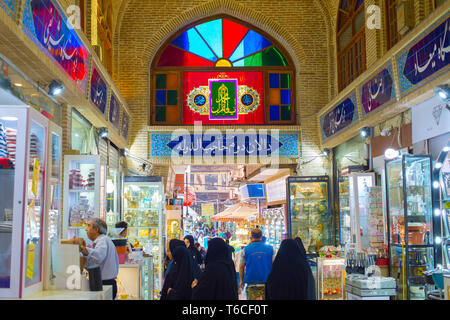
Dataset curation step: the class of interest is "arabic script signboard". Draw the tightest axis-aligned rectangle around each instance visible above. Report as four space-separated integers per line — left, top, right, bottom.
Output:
397 15 450 96
22 0 89 93
90 63 108 114
109 92 120 130
149 131 300 158
360 64 396 118
320 92 359 141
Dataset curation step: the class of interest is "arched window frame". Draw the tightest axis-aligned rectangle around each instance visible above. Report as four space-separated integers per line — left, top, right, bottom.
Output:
337 0 367 92
150 15 296 126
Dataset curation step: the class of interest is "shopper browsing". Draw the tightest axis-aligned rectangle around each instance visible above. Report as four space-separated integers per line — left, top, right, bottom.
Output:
239 228 275 300
160 245 195 300
265 238 316 300
192 238 238 300
184 235 203 277
75 218 119 300
294 237 316 300
115 221 133 254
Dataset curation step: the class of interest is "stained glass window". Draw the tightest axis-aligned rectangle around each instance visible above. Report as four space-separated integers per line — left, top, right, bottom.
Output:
152 17 294 125
157 18 288 68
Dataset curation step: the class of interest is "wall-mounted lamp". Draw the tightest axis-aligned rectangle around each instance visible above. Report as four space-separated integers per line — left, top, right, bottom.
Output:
98 127 109 139
48 80 65 96
435 84 450 101
360 127 373 139
322 148 330 158
120 148 129 157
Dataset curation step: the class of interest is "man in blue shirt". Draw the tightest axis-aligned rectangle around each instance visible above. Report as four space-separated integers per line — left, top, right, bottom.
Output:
77 218 119 300
239 228 274 300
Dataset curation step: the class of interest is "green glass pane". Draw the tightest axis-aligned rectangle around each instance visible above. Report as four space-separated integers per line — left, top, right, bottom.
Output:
156 74 166 89
167 90 178 106
155 106 166 122
281 105 291 120
233 47 288 67
280 74 290 88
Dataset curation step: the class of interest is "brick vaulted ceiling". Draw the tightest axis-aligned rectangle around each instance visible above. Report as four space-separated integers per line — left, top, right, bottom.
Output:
110 0 340 178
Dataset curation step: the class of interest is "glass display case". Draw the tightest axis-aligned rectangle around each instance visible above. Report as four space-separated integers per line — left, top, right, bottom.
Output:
348 173 379 251
338 175 351 245
123 176 164 300
287 176 331 252
318 257 346 300
0 105 55 298
62 155 101 240
106 167 121 229
116 256 153 300
261 207 286 251
43 123 62 289
307 254 319 299
385 154 435 300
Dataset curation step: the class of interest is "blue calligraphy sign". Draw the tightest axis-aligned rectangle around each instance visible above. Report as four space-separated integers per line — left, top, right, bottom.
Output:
109 93 120 130
149 132 300 158
22 0 89 93
397 16 450 95
90 64 108 114
320 92 358 141
360 65 395 117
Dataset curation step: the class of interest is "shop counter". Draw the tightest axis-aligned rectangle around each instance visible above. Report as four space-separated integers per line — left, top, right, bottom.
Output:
21 285 113 300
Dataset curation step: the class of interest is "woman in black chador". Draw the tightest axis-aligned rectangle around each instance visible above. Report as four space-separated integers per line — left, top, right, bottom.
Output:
265 238 316 300
192 237 238 300
160 244 195 300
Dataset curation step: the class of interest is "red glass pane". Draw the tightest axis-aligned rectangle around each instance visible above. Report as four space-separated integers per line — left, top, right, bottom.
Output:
158 45 215 67
223 19 249 59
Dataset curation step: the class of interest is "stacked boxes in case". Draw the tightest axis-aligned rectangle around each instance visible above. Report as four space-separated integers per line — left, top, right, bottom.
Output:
69 169 84 189
345 275 396 297
367 186 384 250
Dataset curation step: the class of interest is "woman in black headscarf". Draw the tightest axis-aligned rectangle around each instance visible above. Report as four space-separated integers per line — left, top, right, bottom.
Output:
265 238 312 300
184 235 203 278
160 244 195 300
294 237 316 300
192 237 238 300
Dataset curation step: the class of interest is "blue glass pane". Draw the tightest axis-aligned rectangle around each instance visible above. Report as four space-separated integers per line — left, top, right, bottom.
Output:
270 105 280 121
356 0 364 9
156 90 166 106
229 30 272 62
171 28 217 62
269 74 280 88
280 89 291 104
195 19 223 58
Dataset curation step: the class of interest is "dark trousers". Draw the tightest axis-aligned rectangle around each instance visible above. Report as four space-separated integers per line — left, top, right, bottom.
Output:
102 279 117 300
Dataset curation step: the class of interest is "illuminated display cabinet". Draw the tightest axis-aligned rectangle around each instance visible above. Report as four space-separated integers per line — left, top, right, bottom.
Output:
385 154 435 300
0 106 61 298
122 176 165 299
62 155 101 240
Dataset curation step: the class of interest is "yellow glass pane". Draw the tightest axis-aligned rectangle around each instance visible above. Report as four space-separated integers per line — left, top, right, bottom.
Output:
166 73 178 90
166 106 178 122
269 89 280 105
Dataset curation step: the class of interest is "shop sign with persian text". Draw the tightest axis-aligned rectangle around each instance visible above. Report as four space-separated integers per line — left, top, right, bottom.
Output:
397 15 450 96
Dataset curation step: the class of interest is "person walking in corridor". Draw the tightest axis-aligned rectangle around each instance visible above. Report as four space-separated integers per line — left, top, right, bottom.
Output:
239 228 274 300
265 238 316 300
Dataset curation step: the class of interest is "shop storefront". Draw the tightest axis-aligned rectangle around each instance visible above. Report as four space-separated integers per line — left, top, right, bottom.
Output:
0 54 65 298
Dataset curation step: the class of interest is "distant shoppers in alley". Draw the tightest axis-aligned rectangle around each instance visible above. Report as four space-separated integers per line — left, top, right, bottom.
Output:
76 218 119 300
226 239 235 260
239 228 274 300
192 238 238 300
294 237 316 300
160 244 195 300
265 238 315 300
164 239 186 279
194 242 206 266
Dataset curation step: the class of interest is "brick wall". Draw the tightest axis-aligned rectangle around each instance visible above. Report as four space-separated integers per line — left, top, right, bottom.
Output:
113 0 335 176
